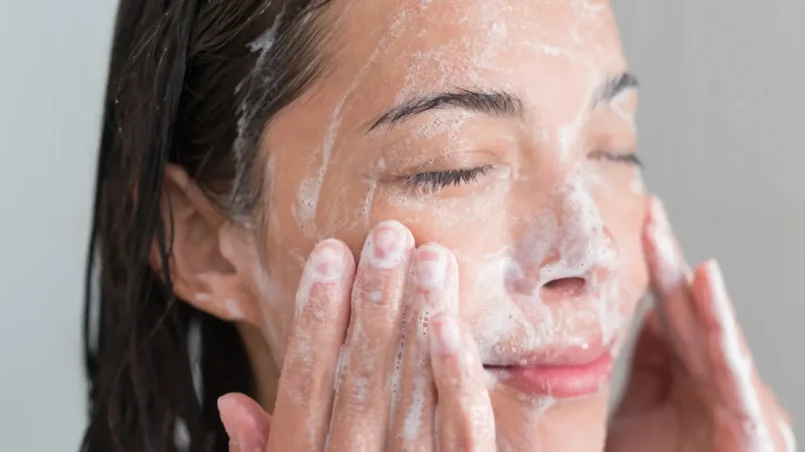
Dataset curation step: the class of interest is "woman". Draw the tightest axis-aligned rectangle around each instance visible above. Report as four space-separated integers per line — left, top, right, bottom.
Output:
82 0 794 450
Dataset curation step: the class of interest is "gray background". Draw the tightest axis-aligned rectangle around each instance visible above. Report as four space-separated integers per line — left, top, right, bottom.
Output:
0 0 802 450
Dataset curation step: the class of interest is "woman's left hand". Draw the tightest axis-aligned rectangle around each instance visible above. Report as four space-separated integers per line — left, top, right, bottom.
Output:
607 197 796 452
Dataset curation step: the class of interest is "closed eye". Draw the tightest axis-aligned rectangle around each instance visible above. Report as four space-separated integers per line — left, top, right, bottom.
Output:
589 150 643 167
403 165 494 193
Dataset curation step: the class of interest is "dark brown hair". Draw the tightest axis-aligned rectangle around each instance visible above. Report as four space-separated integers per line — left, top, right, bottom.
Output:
82 1 334 451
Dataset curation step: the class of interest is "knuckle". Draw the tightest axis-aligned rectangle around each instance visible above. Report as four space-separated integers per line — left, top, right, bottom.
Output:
280 363 317 402
297 281 346 323
352 268 405 306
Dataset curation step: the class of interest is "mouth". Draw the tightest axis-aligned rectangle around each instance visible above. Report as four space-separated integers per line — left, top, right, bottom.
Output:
483 345 614 399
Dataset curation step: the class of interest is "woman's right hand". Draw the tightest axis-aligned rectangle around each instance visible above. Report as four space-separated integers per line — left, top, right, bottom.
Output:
217 221 496 451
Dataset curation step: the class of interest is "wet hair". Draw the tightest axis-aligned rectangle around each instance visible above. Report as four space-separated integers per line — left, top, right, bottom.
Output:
81 1 334 451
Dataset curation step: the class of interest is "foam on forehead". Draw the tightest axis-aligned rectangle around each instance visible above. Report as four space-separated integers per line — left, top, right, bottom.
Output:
390 0 612 100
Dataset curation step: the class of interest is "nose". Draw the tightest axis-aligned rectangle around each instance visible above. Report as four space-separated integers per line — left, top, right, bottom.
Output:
536 225 619 302
508 171 620 302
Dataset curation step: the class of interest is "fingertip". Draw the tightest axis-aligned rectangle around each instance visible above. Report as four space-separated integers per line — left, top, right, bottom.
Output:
361 220 415 270
703 259 727 298
413 243 458 290
218 394 238 438
694 259 734 326
217 393 271 449
308 238 355 281
643 199 690 295
650 195 670 229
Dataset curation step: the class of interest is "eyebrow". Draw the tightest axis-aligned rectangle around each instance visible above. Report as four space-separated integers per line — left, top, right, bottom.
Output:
367 88 523 132
592 72 639 108
367 72 638 133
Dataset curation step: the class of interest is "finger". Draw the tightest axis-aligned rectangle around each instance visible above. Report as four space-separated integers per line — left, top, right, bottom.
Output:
761 385 796 452
778 418 797 452
266 239 355 452
218 393 271 452
642 196 708 378
390 243 459 452
327 221 415 451
430 314 496 452
693 260 775 448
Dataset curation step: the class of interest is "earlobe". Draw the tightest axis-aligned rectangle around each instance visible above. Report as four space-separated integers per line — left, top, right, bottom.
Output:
149 164 260 326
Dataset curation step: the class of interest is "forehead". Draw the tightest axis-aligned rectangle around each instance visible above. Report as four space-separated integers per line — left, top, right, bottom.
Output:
318 0 627 124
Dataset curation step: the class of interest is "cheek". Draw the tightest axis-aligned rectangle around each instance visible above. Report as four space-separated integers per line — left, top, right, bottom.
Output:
259 158 648 361
601 192 649 325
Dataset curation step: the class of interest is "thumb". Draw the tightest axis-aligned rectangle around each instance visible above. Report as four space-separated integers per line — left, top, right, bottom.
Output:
218 393 272 452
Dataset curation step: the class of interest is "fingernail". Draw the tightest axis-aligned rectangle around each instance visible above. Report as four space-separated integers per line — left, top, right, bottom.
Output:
217 396 238 444
651 196 670 229
649 229 680 290
364 220 413 269
308 239 347 282
414 244 449 287
431 314 462 354
706 259 732 317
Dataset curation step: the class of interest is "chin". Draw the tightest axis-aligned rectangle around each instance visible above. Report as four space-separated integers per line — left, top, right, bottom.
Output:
488 378 612 451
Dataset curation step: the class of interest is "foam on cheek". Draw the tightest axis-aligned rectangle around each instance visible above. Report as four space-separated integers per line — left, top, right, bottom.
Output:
630 172 645 195
301 9 416 240
293 177 319 238
360 180 377 228
593 281 621 344
709 262 774 451
470 169 625 360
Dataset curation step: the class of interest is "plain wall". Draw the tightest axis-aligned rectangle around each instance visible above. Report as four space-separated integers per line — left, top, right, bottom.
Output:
0 0 117 449
0 1 802 450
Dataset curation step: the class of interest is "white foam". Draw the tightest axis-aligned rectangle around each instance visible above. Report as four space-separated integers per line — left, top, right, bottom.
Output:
229 9 284 211
402 372 427 440
709 261 774 451
780 420 797 452
306 8 415 239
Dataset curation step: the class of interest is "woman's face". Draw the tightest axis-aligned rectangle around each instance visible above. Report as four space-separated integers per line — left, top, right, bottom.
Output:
246 0 646 447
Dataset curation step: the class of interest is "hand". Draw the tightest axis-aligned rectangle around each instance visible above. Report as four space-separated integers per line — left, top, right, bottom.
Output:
217 221 496 451
607 197 796 452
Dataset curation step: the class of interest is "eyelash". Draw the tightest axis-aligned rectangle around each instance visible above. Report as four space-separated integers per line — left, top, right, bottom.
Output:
404 165 493 192
404 152 641 192
591 151 643 167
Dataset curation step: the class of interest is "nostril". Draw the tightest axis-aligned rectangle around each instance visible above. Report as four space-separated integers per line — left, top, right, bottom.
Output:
541 277 587 300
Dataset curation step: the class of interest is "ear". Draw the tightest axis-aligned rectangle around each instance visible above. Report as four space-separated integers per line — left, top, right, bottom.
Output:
149 164 261 326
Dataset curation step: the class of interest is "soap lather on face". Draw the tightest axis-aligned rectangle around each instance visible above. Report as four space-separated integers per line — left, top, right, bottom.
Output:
246 0 646 447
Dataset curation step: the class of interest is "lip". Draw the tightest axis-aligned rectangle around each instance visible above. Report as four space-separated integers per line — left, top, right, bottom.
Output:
484 349 614 399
